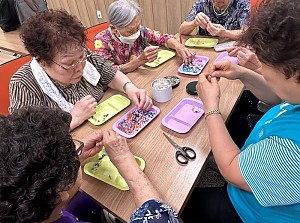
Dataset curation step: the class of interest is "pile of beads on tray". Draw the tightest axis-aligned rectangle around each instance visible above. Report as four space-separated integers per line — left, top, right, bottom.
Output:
182 63 204 74
91 153 107 173
116 109 156 135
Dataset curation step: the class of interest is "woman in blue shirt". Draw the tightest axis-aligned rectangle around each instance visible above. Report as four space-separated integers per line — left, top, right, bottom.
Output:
182 0 300 222
179 0 250 40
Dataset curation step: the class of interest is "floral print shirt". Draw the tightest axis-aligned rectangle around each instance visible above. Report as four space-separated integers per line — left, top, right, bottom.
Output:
185 0 250 36
94 26 172 68
54 200 179 223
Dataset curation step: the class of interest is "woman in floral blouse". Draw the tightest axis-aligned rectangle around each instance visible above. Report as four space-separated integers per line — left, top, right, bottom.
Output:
179 0 250 40
94 0 195 73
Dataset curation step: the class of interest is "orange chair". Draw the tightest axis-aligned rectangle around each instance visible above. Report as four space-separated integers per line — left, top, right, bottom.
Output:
251 0 262 14
0 55 31 115
85 22 109 52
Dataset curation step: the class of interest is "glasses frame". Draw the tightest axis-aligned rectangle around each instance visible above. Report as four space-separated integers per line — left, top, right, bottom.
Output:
73 139 84 156
52 48 92 71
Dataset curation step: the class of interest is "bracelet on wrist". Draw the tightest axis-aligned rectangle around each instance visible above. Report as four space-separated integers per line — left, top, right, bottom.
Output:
204 109 221 119
122 81 132 93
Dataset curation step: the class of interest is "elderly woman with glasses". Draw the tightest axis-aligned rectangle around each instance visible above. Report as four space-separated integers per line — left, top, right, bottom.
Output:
94 0 195 74
0 106 179 223
9 9 152 130
179 0 250 40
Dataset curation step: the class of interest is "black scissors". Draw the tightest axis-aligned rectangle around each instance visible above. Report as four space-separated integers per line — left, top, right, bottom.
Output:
163 133 196 164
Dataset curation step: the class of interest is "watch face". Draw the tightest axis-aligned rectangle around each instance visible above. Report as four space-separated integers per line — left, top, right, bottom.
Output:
163 76 180 88
186 81 198 95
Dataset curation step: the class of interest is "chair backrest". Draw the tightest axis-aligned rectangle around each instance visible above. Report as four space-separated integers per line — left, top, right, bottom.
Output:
85 22 109 52
0 54 31 115
251 0 262 14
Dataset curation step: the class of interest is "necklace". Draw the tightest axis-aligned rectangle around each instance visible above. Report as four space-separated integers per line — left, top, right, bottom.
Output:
213 0 232 16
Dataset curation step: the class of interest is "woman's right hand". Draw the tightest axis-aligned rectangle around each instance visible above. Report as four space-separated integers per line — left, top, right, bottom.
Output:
138 45 159 63
71 95 97 126
194 12 210 29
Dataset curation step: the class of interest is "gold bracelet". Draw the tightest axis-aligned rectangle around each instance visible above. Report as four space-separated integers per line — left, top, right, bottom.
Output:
204 110 221 119
122 81 132 93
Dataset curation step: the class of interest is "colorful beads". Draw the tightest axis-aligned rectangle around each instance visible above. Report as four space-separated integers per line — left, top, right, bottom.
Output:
117 109 156 135
182 63 204 74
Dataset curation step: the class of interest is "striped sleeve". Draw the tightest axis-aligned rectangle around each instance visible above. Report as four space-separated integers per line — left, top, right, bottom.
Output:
239 136 300 207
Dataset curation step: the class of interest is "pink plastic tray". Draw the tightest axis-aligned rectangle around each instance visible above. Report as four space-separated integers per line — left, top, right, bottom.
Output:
112 106 160 138
162 98 204 133
214 51 238 64
178 55 209 75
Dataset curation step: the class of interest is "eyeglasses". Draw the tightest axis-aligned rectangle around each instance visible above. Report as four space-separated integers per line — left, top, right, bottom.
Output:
52 48 92 71
73 139 84 156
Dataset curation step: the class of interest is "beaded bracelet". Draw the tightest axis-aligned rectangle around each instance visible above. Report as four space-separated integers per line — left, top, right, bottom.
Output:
204 110 221 119
122 81 132 93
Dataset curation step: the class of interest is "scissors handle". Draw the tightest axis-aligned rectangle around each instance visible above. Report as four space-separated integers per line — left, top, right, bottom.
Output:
175 147 196 164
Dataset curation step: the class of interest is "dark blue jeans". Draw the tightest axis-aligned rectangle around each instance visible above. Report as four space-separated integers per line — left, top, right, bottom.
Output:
181 185 242 223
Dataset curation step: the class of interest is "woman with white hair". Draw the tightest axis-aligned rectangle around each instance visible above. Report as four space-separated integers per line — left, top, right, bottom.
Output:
94 0 195 73
180 0 250 40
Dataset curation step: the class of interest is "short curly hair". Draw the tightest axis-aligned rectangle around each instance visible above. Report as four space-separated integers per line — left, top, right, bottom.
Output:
240 0 300 82
0 106 80 223
20 9 87 64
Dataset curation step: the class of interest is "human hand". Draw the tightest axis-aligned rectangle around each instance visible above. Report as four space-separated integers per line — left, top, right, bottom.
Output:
196 73 220 112
194 12 210 29
99 130 133 164
210 60 244 80
126 86 153 110
206 23 226 36
236 48 262 72
139 45 160 63
79 130 103 162
175 46 195 64
71 95 97 125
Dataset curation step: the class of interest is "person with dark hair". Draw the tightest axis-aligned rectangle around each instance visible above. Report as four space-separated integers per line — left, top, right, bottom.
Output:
179 0 250 40
94 0 195 73
181 0 300 222
0 106 179 223
9 9 153 131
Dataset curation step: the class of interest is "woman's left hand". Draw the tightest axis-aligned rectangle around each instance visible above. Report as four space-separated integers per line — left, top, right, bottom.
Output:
176 46 195 64
196 72 221 112
206 23 226 37
126 86 153 110
79 130 104 162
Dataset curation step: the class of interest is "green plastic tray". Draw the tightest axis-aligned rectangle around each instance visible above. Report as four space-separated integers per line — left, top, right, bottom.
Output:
145 50 176 68
185 38 218 48
88 94 131 125
84 149 145 190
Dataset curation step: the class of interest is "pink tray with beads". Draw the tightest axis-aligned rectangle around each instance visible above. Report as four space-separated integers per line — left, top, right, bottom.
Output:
178 55 209 75
112 105 160 138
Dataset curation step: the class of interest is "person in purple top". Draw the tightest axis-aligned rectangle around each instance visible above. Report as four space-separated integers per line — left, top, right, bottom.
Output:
0 106 179 223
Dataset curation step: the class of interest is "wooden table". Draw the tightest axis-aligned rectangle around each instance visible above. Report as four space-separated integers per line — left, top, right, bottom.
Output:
0 29 27 56
72 37 244 222
0 52 17 65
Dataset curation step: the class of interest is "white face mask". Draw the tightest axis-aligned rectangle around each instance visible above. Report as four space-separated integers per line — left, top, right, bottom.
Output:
119 30 141 45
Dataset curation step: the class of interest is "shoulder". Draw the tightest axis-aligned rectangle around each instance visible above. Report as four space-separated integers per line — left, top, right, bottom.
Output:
130 199 179 223
11 63 37 88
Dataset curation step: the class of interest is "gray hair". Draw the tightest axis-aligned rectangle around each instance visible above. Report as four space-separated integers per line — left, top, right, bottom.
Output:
108 0 141 29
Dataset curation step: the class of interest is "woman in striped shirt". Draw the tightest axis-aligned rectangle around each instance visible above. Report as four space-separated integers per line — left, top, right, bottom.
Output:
9 10 152 130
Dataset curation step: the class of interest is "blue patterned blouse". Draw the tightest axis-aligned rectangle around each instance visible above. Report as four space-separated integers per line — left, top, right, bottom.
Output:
185 0 250 36
54 200 179 223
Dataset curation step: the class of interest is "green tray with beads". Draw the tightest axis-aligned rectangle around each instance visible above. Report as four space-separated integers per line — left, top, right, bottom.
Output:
88 94 131 125
83 149 145 190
